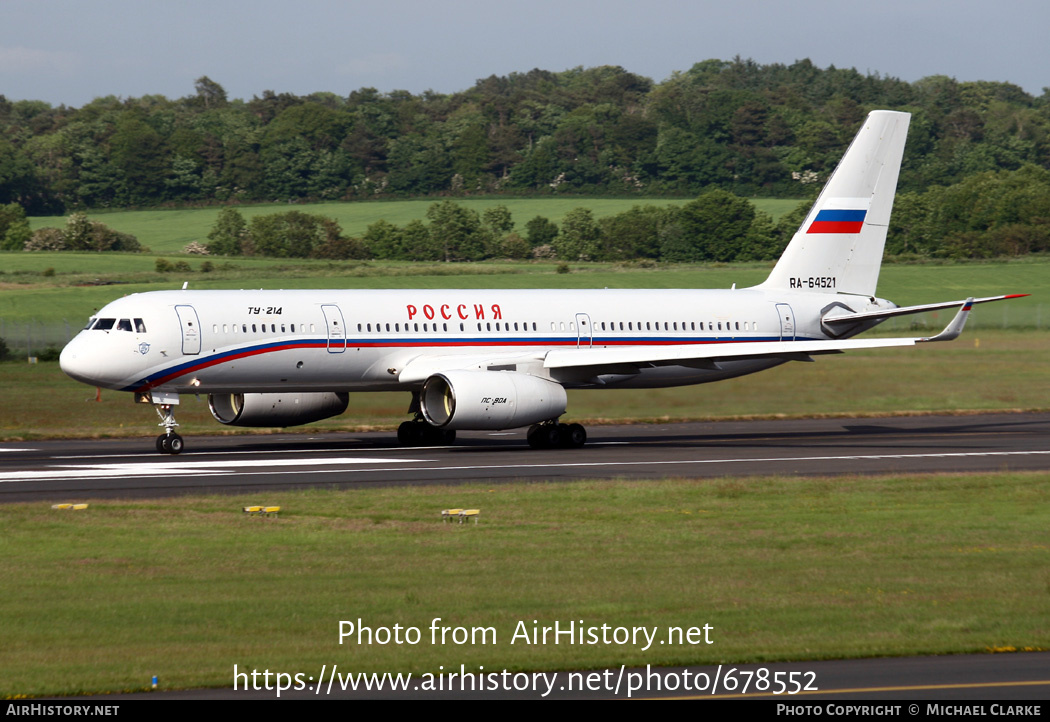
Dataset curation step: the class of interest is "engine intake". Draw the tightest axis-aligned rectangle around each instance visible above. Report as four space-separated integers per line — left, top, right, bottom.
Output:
208 392 349 427
420 371 567 430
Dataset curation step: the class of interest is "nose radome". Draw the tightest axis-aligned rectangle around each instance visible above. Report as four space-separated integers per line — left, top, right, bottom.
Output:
60 335 116 387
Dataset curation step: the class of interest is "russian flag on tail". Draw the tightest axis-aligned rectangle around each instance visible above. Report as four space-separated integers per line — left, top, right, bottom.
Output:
807 197 870 234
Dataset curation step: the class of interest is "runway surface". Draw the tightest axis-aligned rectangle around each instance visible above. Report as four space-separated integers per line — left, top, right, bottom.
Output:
2 412 1048 503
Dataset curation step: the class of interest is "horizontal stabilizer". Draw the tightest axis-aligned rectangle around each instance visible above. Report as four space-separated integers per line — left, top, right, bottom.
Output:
823 294 1029 326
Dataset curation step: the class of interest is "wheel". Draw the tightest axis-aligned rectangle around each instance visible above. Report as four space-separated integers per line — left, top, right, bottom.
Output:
156 434 168 453
167 433 184 454
527 423 548 449
544 424 563 448
566 423 587 448
421 424 444 445
397 421 417 445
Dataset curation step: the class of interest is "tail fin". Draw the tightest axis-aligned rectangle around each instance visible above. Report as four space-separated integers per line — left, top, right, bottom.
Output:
760 110 911 298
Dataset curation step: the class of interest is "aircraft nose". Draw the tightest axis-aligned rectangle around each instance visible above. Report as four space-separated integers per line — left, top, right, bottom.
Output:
60 335 105 387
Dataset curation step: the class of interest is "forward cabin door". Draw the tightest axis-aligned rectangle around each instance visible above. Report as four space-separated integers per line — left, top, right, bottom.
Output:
321 304 347 353
174 305 201 356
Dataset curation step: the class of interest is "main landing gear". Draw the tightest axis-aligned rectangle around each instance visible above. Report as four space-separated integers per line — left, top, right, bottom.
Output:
397 417 456 446
527 421 587 449
154 403 184 455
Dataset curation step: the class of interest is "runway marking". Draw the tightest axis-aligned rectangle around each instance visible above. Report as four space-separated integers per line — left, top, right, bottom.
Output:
47 446 450 461
3 450 1047 485
0 448 36 453
0 457 428 483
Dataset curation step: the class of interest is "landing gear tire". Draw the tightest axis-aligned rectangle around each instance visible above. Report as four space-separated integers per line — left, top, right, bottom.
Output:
565 423 587 448
398 420 455 446
397 420 420 445
156 432 184 455
527 422 586 449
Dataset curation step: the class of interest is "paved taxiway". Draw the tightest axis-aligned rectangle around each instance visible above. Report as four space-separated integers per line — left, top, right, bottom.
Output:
2 412 1048 503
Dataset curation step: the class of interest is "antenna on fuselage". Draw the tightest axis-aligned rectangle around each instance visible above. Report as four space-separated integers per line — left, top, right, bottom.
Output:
182 282 189 290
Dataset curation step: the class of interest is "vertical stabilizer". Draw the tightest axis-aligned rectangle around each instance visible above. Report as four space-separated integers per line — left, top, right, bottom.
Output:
760 110 910 297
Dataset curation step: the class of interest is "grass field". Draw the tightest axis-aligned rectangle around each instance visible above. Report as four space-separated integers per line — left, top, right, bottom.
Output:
26 197 806 254
1 254 1046 330
2 473 1047 696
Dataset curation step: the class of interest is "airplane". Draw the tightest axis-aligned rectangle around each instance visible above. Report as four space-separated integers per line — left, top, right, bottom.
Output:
59 110 1026 454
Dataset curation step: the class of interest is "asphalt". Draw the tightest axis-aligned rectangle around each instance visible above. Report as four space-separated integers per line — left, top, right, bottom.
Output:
2 412 1048 503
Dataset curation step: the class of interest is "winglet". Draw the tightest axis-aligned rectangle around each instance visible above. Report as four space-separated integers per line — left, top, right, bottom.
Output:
918 298 973 343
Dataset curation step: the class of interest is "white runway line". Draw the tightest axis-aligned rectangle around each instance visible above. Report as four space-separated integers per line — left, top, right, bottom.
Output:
0 457 429 483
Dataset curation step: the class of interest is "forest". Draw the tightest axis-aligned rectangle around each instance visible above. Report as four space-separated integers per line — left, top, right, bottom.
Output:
2 58 1049 262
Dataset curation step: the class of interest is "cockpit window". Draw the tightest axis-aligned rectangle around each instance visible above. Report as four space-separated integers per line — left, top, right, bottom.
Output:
83 318 97 330
135 318 147 333
93 318 116 331
117 319 132 332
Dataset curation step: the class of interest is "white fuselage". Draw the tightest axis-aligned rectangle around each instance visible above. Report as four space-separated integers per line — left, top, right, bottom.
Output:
59 287 888 396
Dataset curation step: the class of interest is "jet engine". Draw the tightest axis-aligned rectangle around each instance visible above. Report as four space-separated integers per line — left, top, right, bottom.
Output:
208 392 349 427
420 371 567 430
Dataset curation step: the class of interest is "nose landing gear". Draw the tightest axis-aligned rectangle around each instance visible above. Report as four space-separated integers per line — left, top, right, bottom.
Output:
154 403 184 455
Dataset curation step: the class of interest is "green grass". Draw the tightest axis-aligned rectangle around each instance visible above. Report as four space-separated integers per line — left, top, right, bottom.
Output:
0 255 1046 329
1 473 1047 696
0 329 1045 441
27 198 805 254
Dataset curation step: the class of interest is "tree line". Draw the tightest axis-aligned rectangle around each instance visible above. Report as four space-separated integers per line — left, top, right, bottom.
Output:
200 159 1050 265
13 158 1050 263
200 195 803 264
2 59 1049 215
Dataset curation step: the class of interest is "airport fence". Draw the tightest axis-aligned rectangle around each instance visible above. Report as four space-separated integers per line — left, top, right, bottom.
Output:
0 319 77 360
0 305 1046 361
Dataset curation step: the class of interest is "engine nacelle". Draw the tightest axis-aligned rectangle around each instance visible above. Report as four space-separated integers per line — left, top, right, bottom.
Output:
420 371 567 430
208 392 349 427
